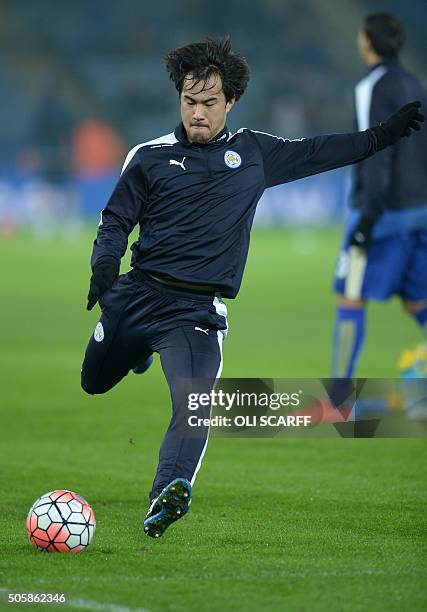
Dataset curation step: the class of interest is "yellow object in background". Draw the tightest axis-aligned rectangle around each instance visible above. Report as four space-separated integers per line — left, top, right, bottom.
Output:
397 343 427 420
397 343 427 374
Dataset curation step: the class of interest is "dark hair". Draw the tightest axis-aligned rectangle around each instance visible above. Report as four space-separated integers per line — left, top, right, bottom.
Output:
165 36 250 102
364 13 405 58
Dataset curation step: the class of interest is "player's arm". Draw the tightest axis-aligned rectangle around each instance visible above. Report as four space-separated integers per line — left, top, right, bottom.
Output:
348 82 399 249
86 150 147 310
254 101 424 192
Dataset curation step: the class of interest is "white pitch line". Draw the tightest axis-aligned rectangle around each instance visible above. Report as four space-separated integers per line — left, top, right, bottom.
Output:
68 598 151 612
0 589 150 612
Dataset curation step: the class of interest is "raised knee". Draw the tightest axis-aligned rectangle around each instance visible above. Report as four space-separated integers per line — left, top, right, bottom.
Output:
81 378 97 395
81 371 105 395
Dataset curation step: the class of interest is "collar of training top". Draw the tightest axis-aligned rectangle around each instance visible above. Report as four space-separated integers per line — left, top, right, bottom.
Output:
174 123 230 146
369 56 400 73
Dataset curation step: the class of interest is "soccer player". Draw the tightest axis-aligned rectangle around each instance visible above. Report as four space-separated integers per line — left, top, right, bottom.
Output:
332 13 427 380
81 37 423 537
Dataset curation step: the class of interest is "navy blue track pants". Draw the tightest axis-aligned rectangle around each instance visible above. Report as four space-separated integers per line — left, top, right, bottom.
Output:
81 269 227 501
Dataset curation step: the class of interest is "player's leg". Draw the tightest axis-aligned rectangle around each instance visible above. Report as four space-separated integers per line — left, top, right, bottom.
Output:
399 232 427 418
400 297 427 418
150 326 223 498
81 274 153 395
333 232 412 378
143 326 224 538
132 354 154 374
333 219 369 378
402 300 427 334
332 295 367 378
401 230 427 335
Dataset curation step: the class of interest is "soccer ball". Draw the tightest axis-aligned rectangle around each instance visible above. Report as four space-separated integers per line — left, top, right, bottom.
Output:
27 490 96 553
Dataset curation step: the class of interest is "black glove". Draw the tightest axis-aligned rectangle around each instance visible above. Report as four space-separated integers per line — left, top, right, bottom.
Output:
372 101 424 151
86 256 120 311
348 215 377 249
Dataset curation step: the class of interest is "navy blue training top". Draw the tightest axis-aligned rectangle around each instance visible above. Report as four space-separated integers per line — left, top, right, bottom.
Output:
91 122 377 298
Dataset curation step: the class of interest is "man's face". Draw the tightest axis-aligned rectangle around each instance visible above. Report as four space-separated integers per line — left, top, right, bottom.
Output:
180 74 235 144
357 29 371 62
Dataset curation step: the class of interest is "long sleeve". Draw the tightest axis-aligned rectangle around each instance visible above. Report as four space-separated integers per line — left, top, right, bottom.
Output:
90 150 148 269
251 129 378 189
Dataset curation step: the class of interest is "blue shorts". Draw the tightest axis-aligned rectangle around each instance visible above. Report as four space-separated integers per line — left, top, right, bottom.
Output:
334 210 427 301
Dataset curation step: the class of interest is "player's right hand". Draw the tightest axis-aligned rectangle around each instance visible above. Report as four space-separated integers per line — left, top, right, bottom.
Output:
86 256 120 311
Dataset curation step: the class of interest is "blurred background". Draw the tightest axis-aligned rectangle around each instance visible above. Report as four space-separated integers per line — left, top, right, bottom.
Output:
0 0 426 234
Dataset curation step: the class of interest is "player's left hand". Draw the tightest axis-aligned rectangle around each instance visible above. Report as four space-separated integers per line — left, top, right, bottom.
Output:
348 215 377 249
373 101 425 151
86 256 120 311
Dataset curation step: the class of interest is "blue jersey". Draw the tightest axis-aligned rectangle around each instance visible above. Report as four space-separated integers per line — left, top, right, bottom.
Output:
352 58 427 221
92 122 377 298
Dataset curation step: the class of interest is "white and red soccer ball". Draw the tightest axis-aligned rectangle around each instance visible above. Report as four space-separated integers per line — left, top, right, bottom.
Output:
27 490 95 553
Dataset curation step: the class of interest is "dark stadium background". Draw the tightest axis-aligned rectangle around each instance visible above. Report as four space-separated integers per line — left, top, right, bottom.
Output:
0 0 426 224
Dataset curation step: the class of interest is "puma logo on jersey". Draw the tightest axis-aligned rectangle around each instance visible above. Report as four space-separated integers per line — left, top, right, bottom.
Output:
169 157 186 170
195 326 209 335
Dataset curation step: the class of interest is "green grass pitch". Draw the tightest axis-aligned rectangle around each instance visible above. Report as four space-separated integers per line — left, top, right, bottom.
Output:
0 227 426 611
